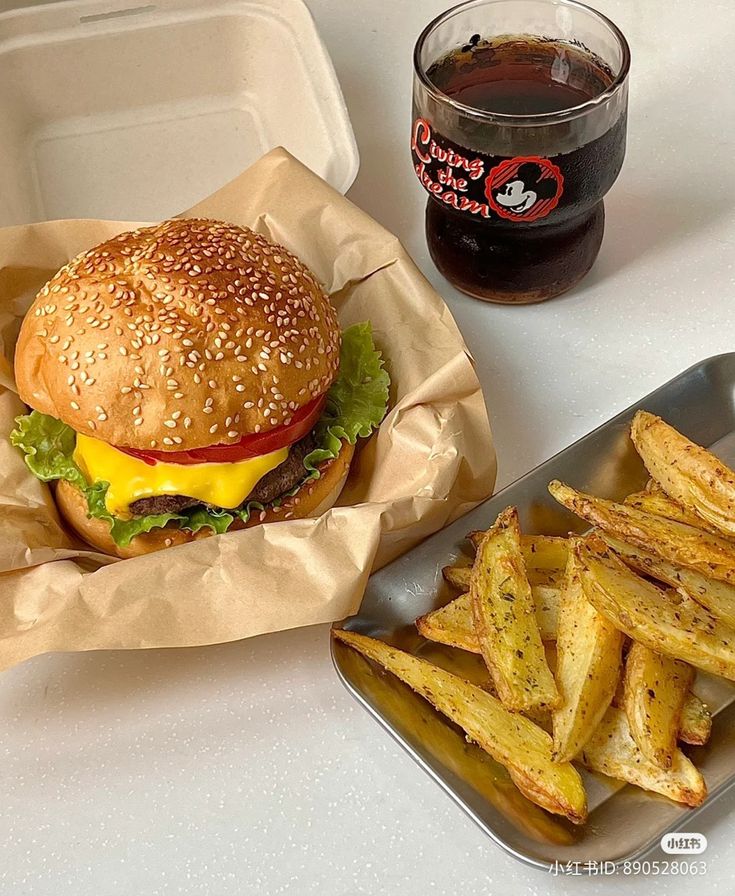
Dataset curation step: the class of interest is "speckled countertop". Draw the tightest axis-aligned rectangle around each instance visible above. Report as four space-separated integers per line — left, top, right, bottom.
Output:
2 0 735 893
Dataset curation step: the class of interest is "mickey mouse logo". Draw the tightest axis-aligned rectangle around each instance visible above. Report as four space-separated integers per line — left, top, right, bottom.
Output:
485 156 564 222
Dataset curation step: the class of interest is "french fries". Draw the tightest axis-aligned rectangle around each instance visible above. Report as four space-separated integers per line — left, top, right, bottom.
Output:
622 643 694 769
549 480 735 585
552 543 624 762
441 564 472 590
417 592 477 653
574 535 735 680
469 531 569 574
426 576 559 648
332 629 587 823
632 410 735 538
469 508 558 712
624 488 724 536
581 706 707 807
601 534 735 629
336 640 575 845
341 411 735 826
679 692 713 746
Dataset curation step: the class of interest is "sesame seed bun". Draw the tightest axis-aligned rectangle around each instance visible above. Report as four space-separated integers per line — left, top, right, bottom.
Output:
55 441 354 559
15 218 341 451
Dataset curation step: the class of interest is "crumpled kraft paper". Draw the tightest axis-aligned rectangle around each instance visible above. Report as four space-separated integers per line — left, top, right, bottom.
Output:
0 148 496 671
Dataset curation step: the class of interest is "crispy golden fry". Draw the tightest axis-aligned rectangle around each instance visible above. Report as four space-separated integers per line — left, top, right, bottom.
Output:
679 693 713 746
416 640 553 730
610 644 711 746
533 586 561 642
427 578 559 648
521 535 570 573
442 564 472 590
337 643 575 845
549 480 735 585
574 535 735 680
417 640 493 689
601 534 735 629
552 544 624 762
470 508 559 712
623 643 694 769
632 410 735 538
624 489 724 536
332 629 587 823
443 564 566 597
469 531 569 571
417 592 477 653
581 706 707 807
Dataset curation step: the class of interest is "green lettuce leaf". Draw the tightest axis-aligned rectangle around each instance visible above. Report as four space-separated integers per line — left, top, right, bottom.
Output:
304 321 390 471
10 321 389 546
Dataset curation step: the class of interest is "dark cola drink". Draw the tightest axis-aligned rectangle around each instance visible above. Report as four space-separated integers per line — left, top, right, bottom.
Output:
412 7 630 304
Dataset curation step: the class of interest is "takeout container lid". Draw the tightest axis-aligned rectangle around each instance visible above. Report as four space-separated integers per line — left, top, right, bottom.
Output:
0 0 359 226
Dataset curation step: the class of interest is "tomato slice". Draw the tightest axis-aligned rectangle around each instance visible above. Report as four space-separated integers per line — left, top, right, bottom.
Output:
118 395 326 466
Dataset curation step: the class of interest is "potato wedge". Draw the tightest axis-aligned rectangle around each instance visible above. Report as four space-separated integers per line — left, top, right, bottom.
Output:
574 535 735 680
624 489 724 536
611 644 711 746
549 480 735 585
336 642 575 845
679 693 713 746
533 586 561 642
332 629 587 823
581 706 707 807
417 592 477 653
601 534 735 629
552 544 624 762
425 581 559 648
632 410 735 538
623 643 694 769
469 531 569 571
470 508 559 711
442 564 472 590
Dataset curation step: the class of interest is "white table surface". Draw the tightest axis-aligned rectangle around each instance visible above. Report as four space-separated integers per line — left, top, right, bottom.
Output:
3 0 735 893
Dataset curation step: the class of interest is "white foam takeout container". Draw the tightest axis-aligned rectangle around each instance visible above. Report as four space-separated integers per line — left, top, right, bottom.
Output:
0 0 359 225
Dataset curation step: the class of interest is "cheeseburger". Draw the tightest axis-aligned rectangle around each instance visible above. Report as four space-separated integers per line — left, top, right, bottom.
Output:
12 218 389 558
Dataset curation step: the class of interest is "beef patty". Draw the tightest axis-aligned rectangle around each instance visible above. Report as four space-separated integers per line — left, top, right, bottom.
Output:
128 433 316 517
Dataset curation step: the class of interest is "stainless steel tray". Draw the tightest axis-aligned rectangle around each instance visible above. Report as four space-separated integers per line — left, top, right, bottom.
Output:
331 353 735 871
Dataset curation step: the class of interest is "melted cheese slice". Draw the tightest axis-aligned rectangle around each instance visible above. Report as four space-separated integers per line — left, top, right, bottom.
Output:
74 434 289 517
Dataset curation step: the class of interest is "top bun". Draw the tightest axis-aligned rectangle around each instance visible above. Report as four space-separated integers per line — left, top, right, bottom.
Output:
15 219 341 451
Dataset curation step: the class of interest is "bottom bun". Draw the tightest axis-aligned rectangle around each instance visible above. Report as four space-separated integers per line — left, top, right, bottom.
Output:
56 441 355 560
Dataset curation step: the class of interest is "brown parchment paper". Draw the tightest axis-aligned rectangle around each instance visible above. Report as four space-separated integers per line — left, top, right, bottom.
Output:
0 148 496 671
